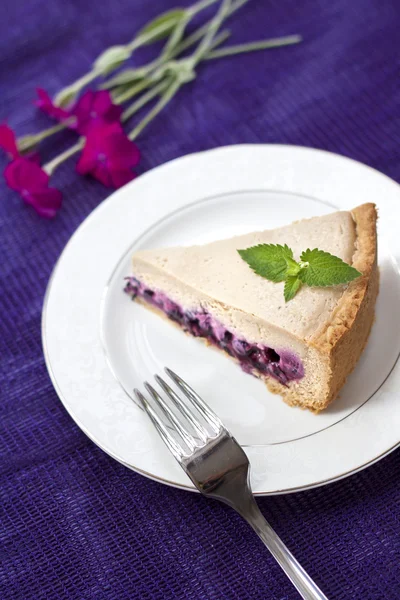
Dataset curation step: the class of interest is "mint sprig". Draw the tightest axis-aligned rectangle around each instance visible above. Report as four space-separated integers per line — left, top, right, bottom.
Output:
237 244 294 282
284 275 303 302
238 244 361 302
297 249 361 287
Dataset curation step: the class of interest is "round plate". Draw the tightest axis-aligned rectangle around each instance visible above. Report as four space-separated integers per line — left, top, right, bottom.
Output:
42 145 400 495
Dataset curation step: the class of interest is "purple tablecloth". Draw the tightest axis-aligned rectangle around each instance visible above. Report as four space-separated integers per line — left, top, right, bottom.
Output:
1 0 400 598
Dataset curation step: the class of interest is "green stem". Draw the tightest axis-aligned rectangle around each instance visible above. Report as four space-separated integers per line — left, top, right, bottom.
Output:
72 71 99 90
100 66 153 90
100 0 245 92
125 0 218 53
178 28 230 56
160 14 192 61
102 28 229 93
113 78 153 104
18 121 71 152
189 0 220 15
154 0 243 59
206 34 303 59
34 121 69 138
56 2 214 103
126 19 185 53
172 0 248 55
127 0 218 55
43 140 84 175
55 72 98 107
122 79 170 122
190 0 232 65
128 81 181 140
55 0 248 105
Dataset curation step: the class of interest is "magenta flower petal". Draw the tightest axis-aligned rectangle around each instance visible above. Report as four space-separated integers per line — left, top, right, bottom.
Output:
106 104 123 122
35 88 70 122
72 90 95 124
111 169 137 188
111 149 140 171
105 134 141 170
92 90 113 114
76 122 140 189
92 163 113 188
0 123 19 159
4 156 62 218
5 158 49 191
27 152 41 164
92 91 123 122
29 188 62 218
4 161 21 191
4 158 49 192
71 90 122 135
76 145 98 175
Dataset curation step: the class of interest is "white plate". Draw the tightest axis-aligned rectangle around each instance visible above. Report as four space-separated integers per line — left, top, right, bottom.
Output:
42 145 400 495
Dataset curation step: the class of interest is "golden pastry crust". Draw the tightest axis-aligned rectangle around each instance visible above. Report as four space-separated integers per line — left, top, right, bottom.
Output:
321 203 378 409
267 203 378 412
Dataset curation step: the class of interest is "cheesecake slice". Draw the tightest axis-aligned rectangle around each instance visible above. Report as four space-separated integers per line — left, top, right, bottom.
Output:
125 203 378 412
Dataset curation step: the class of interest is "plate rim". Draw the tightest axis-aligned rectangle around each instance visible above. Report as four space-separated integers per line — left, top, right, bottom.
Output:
42 143 400 495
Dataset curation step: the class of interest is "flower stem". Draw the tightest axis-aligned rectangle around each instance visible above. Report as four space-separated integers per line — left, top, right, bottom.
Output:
125 0 219 54
122 79 170 122
160 14 192 62
158 0 219 61
55 72 98 107
102 28 229 94
206 34 303 59
189 0 220 15
126 19 188 53
153 0 246 60
54 0 248 106
178 28 230 56
190 0 232 66
43 140 84 175
113 78 153 104
137 0 242 65
128 81 181 140
18 121 71 152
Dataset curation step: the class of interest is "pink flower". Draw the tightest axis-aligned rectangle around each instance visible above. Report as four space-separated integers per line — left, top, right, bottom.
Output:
71 90 122 135
0 124 19 159
35 89 70 122
4 157 62 218
76 122 140 188
35 88 122 135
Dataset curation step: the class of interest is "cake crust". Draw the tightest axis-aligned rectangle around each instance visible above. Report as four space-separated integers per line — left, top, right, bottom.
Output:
265 203 378 411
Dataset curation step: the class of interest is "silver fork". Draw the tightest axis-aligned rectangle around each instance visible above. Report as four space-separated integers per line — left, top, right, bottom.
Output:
135 369 328 600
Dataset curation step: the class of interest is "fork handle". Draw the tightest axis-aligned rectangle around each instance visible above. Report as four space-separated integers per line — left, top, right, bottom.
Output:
236 497 328 600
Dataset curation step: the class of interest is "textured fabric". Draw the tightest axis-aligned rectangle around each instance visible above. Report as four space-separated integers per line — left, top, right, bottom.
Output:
1 0 400 598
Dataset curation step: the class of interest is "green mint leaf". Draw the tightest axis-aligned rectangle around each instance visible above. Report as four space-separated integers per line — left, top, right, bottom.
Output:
299 248 362 287
238 244 294 283
284 276 302 302
285 256 301 277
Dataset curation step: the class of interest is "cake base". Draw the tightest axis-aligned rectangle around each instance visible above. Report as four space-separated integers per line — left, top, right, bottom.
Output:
132 296 317 411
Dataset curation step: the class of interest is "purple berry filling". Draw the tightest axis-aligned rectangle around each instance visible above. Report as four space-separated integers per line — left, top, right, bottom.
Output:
124 277 304 386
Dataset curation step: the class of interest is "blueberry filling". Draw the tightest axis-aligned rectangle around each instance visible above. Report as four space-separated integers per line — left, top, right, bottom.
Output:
124 277 304 386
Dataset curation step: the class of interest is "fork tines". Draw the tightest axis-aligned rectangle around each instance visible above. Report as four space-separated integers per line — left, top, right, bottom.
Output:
134 369 222 459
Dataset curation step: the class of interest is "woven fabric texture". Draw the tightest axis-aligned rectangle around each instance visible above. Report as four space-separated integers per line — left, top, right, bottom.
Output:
1 0 400 598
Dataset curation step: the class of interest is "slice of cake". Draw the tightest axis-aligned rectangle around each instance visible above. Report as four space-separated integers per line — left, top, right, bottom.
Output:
125 203 378 412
